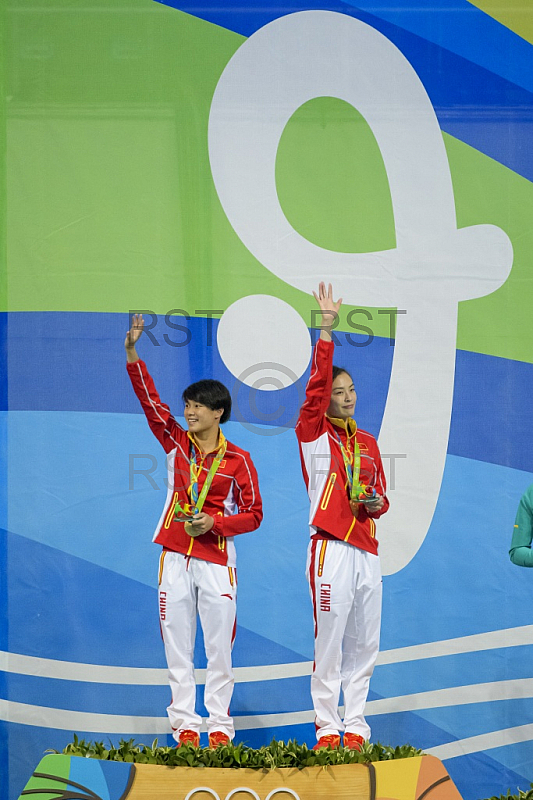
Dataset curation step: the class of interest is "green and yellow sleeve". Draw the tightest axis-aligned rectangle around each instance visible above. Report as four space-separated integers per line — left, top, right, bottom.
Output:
510 484 533 567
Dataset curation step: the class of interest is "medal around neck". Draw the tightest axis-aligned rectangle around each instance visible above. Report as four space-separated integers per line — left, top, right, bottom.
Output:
176 436 227 537
174 500 203 537
352 484 377 505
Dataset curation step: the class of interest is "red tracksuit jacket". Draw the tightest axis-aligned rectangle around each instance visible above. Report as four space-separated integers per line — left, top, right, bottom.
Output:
295 339 389 555
127 359 263 566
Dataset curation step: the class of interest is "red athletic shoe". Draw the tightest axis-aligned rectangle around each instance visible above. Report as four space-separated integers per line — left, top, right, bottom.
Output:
177 729 200 747
343 732 365 751
208 731 231 749
312 734 341 750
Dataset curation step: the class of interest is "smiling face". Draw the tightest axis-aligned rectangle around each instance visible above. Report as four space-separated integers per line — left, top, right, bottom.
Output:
327 371 357 420
184 399 223 438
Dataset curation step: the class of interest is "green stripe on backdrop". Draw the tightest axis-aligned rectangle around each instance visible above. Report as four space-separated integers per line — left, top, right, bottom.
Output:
5 1 533 362
470 0 533 46
447 133 533 362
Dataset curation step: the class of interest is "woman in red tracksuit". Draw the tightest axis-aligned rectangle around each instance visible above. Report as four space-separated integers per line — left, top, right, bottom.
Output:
125 314 262 749
296 284 389 751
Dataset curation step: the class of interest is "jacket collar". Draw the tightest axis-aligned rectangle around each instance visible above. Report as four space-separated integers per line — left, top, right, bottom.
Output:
326 415 357 438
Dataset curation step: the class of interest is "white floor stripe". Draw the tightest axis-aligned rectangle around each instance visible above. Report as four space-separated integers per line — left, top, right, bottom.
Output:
3 696 531 759
365 678 533 714
0 699 172 734
2 625 532 686
1 678 533 734
0 651 170 685
426 724 533 759
377 625 533 665
0 651 311 685
0 699 314 734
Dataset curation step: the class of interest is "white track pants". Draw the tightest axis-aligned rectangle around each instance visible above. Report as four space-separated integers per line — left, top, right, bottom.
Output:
158 551 237 741
307 539 382 741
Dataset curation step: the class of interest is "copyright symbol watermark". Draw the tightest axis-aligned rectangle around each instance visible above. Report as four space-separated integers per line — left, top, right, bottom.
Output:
232 362 306 436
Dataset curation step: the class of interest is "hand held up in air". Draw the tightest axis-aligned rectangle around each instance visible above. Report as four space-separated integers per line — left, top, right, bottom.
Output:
125 314 144 363
313 282 343 342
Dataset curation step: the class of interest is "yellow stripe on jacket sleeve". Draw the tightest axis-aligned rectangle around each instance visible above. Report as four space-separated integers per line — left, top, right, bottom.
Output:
164 492 179 529
320 473 337 510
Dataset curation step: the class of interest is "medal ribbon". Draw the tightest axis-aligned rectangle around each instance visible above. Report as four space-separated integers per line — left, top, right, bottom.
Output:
334 429 376 503
330 418 377 512
175 432 227 520
334 429 362 500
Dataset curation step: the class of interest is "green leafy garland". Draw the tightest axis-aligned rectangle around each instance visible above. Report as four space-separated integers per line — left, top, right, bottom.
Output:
57 736 533 799
59 735 422 768
483 788 533 800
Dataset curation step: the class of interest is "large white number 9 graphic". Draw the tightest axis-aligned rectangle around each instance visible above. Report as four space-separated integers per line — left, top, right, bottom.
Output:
209 10 513 574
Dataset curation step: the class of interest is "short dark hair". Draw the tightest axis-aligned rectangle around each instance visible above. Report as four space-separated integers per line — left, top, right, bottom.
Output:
182 380 232 424
332 365 352 383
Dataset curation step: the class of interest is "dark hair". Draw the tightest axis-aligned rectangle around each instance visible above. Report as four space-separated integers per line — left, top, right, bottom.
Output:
332 365 352 383
182 380 232 424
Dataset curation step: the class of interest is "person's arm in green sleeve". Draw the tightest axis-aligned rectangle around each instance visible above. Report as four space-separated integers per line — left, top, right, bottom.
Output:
510 486 533 566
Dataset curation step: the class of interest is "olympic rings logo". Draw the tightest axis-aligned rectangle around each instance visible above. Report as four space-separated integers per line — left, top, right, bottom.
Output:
183 788 300 800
